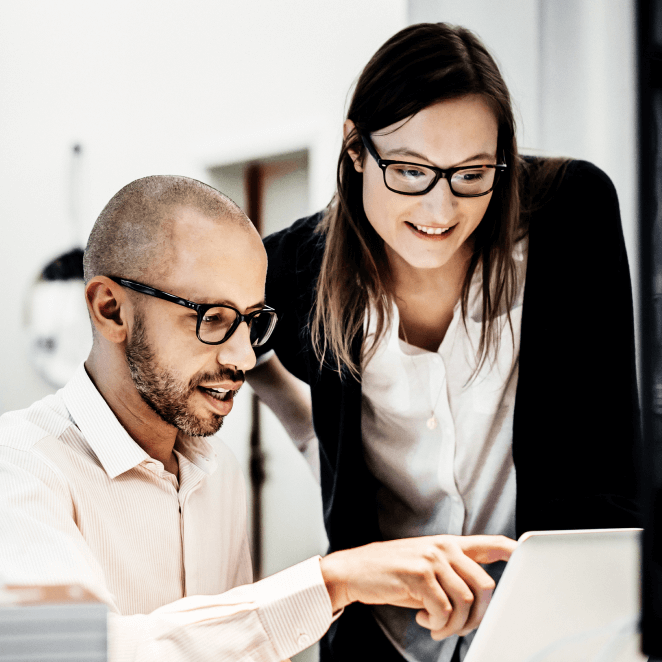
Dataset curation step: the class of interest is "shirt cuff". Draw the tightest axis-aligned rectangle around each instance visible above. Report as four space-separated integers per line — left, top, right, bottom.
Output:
255 555 333 659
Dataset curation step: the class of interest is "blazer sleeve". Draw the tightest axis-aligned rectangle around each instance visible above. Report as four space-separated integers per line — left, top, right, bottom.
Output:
257 212 326 385
514 159 641 534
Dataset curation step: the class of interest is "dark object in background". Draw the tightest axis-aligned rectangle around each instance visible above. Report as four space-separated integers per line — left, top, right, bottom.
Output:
40 247 85 282
24 247 91 389
638 0 662 657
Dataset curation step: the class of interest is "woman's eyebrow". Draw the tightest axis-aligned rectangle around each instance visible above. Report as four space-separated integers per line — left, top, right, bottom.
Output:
382 147 497 166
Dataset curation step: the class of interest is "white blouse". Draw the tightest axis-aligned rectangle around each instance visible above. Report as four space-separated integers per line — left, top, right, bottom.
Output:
361 240 528 662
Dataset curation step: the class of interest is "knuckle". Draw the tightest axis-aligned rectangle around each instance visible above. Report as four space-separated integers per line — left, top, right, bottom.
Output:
423 543 442 562
460 591 475 605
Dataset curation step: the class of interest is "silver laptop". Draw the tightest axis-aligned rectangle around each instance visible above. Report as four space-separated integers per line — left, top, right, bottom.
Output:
464 528 646 662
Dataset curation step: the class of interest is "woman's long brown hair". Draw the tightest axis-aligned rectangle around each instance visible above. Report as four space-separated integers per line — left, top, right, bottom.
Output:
311 23 567 380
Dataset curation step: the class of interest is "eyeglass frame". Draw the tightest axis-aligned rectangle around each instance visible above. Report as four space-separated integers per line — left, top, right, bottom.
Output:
108 276 278 347
360 134 507 198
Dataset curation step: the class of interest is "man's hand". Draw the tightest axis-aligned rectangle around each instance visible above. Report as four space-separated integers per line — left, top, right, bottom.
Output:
319 534 516 640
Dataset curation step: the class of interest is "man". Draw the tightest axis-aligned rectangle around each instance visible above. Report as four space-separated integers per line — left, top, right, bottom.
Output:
0 176 514 661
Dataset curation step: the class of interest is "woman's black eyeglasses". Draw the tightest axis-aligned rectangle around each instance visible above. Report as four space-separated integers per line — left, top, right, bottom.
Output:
361 134 507 198
109 277 278 347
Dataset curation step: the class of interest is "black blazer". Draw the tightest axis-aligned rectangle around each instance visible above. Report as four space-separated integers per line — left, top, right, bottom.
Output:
258 159 641 662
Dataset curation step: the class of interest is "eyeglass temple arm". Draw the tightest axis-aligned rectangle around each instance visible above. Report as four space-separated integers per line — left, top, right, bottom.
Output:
109 277 198 311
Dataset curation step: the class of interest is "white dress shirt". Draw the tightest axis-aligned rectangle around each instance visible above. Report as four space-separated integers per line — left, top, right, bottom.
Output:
361 240 528 662
0 363 333 662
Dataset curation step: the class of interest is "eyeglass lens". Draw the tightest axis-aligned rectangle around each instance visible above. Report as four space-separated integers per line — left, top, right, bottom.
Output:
385 163 497 195
199 307 277 346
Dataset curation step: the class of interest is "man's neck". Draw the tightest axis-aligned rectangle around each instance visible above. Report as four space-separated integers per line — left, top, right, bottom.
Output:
84 352 180 478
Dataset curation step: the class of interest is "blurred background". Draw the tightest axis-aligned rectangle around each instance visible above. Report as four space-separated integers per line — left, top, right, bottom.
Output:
0 1 638 660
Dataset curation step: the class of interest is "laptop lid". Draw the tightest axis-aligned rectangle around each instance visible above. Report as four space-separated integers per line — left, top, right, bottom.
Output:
464 528 646 662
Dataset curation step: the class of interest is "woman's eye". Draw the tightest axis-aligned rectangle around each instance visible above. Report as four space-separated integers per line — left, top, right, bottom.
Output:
394 167 426 179
456 170 485 182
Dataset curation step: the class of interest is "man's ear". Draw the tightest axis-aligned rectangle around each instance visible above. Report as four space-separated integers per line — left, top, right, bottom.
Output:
344 119 364 173
85 277 129 344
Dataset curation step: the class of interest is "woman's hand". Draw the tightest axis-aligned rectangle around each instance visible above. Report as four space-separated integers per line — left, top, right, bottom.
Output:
319 534 516 640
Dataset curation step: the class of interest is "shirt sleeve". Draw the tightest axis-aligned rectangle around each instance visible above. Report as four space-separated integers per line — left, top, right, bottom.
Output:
0 445 334 662
109 556 333 662
256 212 326 384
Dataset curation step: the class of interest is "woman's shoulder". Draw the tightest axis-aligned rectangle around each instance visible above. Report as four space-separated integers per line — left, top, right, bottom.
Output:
263 210 326 262
262 211 327 305
521 156 617 205
522 156 624 260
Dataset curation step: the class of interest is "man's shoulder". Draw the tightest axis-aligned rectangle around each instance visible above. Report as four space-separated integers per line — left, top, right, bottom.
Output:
209 436 244 477
0 393 71 453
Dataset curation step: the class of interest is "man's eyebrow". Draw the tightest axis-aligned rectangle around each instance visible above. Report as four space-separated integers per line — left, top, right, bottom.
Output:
381 147 497 166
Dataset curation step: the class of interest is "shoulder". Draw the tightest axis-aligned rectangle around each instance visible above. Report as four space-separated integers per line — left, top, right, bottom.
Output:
0 394 71 453
521 157 618 207
209 436 245 481
206 436 248 508
523 158 622 248
263 211 326 272
558 159 617 201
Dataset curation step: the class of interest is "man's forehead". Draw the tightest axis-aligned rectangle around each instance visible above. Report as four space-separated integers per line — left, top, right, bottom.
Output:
156 217 266 306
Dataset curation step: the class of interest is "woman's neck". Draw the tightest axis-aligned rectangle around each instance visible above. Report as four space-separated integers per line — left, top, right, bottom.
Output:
386 243 473 352
387 240 472 299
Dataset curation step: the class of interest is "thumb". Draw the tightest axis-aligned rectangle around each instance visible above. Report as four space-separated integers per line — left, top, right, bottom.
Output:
457 535 517 564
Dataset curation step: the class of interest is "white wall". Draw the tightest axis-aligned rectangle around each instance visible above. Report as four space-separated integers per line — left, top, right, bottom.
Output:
0 0 407 414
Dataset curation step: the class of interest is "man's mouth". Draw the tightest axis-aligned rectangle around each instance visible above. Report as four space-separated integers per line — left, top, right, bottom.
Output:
197 386 236 401
406 221 456 238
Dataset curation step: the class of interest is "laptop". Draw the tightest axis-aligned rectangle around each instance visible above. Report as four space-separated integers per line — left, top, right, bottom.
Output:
464 528 647 662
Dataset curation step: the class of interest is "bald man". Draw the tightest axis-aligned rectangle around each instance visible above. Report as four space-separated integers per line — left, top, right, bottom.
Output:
0 176 514 661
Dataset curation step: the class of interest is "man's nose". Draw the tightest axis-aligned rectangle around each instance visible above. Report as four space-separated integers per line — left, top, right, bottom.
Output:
216 321 256 372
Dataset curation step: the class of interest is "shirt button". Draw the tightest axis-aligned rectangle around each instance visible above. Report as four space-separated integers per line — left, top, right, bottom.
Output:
297 633 311 648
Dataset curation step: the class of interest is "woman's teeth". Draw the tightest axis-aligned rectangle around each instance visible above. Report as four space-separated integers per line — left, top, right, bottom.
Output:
413 224 451 235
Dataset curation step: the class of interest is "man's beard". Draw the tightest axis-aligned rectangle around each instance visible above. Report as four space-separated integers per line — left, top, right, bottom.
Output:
125 311 243 437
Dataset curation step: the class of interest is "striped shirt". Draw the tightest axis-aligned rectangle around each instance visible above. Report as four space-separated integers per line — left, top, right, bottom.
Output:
0 362 333 661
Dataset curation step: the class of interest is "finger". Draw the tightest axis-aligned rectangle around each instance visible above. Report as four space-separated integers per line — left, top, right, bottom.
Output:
456 535 517 564
447 553 496 633
429 560 475 637
414 570 453 632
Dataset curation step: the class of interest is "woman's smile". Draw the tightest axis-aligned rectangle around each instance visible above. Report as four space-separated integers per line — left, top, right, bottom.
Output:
405 222 458 239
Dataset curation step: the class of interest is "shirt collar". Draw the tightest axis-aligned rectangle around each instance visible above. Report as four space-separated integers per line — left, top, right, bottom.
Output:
61 363 150 479
61 363 217 479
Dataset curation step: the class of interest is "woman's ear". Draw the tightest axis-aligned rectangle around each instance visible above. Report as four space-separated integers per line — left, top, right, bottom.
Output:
344 119 364 173
85 277 129 344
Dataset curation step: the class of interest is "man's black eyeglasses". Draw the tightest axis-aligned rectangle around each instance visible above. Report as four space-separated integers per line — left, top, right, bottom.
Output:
109 277 278 347
361 134 507 198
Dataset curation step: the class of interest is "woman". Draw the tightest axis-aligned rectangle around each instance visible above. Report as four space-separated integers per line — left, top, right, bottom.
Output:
247 22 640 662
